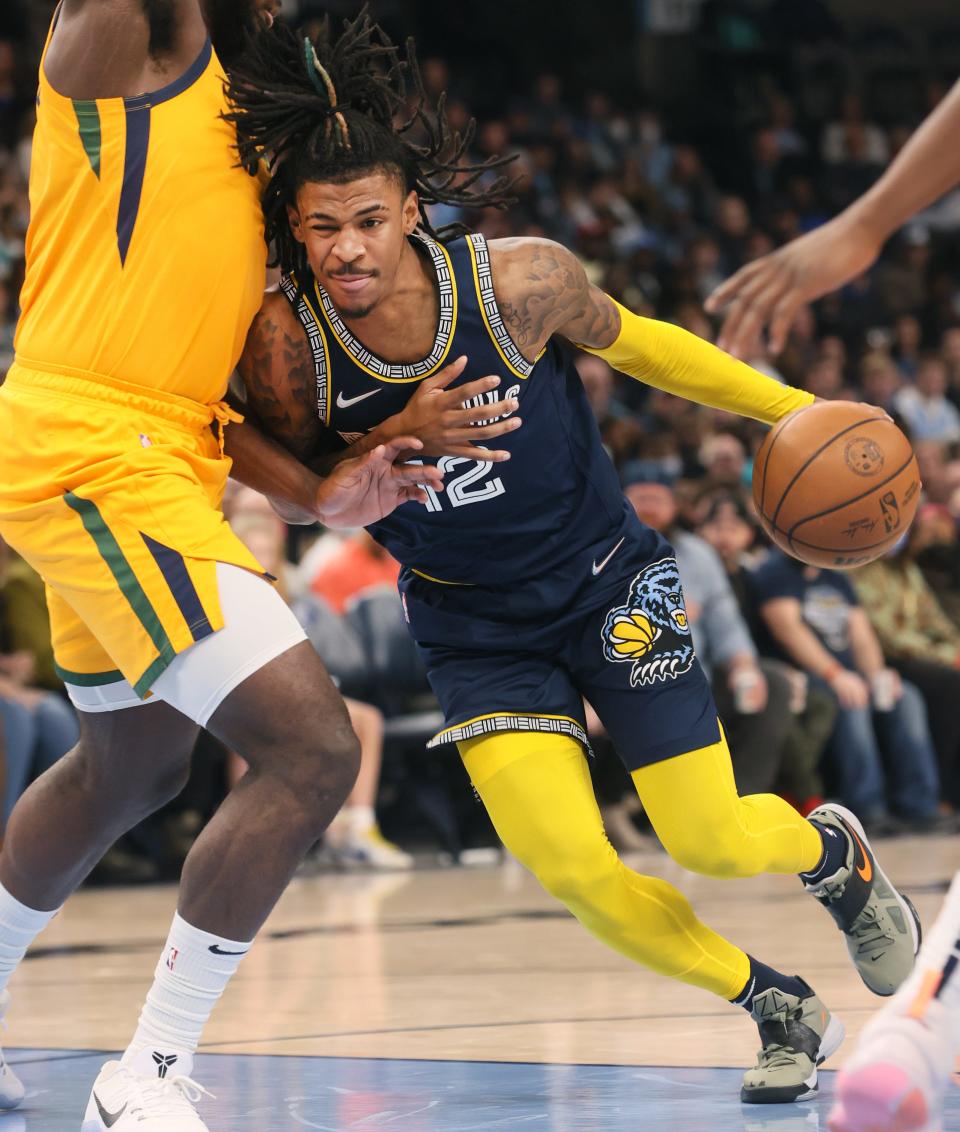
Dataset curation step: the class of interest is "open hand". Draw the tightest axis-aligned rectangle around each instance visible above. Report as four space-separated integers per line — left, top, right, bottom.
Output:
705 215 883 358
315 437 445 529
393 356 522 462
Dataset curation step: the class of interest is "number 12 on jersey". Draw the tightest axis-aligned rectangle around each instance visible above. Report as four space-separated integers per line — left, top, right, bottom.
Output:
407 457 506 512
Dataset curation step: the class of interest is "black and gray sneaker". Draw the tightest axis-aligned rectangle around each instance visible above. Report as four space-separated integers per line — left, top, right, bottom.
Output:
804 803 921 996
741 979 845 1104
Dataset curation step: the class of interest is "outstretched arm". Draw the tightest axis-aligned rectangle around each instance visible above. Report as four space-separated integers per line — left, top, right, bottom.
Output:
705 80 960 357
490 238 813 425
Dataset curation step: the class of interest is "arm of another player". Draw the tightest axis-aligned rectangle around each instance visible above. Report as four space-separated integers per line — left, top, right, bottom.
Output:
229 297 445 528
311 359 522 476
706 79 960 357
491 238 813 425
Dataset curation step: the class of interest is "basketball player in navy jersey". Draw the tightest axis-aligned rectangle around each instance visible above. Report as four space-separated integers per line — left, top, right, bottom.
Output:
227 13 922 1103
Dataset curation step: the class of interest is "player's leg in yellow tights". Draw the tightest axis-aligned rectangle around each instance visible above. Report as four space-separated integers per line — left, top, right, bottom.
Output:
459 726 823 1000
632 722 823 880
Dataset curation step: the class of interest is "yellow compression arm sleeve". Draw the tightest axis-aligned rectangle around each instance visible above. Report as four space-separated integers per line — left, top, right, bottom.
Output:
581 299 814 425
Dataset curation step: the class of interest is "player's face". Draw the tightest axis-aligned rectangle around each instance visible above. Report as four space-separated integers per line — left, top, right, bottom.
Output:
288 173 419 320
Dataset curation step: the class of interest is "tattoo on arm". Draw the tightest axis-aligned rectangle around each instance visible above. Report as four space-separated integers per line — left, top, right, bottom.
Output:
495 241 621 358
237 307 321 464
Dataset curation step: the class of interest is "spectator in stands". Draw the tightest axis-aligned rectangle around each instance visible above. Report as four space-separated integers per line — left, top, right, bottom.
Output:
751 551 947 834
894 351 960 444
697 431 749 498
822 92 889 166
574 353 642 465
859 350 902 414
310 530 400 614
0 534 77 827
0 537 59 691
892 315 923 380
909 503 960 626
228 505 411 870
697 494 836 813
852 535 960 809
626 478 793 795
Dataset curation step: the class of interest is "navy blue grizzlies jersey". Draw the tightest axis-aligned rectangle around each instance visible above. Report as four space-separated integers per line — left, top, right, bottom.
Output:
281 232 643 589
281 231 721 769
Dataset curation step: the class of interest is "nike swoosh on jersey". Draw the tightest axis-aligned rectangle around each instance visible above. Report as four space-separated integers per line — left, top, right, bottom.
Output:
94 1093 127 1128
336 389 382 409
592 537 626 576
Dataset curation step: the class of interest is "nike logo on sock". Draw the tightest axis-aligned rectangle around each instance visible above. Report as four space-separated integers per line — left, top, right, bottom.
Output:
336 389 381 409
94 1093 127 1128
208 944 249 957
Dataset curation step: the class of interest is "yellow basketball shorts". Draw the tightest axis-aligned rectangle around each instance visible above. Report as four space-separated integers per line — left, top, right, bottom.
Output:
0 362 267 697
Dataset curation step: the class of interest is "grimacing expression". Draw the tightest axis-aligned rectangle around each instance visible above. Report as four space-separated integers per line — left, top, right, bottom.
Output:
288 173 419 320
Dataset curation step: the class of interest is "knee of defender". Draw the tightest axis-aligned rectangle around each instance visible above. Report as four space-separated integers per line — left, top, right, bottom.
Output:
285 731 361 812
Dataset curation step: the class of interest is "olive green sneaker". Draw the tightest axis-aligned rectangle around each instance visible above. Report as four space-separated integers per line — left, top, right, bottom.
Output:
804 803 921 996
741 979 845 1104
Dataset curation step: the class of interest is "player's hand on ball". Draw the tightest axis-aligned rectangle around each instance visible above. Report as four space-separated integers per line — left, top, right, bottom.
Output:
315 437 445 529
705 214 883 358
394 355 522 462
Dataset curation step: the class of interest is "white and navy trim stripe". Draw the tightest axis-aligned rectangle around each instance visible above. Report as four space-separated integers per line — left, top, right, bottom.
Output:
427 713 590 750
280 275 329 423
468 233 534 378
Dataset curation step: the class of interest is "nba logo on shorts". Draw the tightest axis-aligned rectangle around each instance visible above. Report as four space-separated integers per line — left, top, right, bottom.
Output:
165 947 179 972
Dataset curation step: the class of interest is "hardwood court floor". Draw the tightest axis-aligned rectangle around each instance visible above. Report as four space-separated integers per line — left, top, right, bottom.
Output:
5 834 959 1130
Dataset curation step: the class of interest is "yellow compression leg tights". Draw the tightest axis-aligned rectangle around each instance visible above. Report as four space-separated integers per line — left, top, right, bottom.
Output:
460 731 751 1000
631 723 823 879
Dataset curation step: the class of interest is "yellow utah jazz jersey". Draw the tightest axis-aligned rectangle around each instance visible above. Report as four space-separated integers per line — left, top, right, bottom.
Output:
14 26 266 405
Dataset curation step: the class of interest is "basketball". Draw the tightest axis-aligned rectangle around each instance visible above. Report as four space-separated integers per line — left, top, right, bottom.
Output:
752 401 921 569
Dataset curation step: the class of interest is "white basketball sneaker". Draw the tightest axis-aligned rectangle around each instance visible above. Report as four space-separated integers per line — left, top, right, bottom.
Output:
81 1048 212 1131
828 999 954 1132
0 991 24 1110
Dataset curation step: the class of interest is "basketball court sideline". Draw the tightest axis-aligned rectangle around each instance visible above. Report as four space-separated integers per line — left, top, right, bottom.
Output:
5 834 958 1130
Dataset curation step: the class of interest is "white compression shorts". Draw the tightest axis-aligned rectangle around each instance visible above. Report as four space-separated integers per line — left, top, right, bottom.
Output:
64 563 308 726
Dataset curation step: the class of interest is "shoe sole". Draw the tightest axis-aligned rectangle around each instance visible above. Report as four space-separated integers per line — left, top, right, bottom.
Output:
741 1011 846 1104
827 1063 942 1132
818 803 922 993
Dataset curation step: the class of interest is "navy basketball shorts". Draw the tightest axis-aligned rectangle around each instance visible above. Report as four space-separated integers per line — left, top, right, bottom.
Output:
398 529 721 772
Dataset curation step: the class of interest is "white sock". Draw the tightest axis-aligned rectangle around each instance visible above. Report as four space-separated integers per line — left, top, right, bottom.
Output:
0 882 58 996
124 913 251 1061
346 805 376 833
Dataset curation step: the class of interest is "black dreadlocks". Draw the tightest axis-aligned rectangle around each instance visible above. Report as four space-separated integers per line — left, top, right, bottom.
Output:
224 7 519 283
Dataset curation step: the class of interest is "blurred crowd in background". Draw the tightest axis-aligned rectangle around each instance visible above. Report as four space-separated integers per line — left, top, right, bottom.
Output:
2 3 960 881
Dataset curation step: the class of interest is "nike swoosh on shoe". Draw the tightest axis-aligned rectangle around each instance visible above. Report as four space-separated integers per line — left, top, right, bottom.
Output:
94 1093 127 1128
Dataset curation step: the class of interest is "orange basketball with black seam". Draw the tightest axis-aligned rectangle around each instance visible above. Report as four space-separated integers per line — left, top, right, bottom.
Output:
752 400 921 569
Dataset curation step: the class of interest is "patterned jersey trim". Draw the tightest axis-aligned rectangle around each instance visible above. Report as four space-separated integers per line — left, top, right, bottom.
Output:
466 233 540 379
427 712 590 751
279 274 330 425
313 232 456 382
